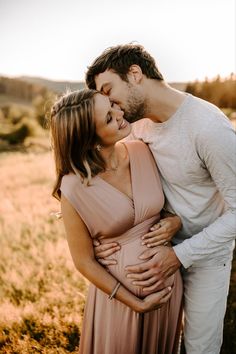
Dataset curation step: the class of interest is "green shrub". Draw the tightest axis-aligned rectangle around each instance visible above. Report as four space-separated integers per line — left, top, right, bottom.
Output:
0 118 41 144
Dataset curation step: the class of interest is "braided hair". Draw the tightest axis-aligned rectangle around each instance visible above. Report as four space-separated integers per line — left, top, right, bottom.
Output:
50 89 106 199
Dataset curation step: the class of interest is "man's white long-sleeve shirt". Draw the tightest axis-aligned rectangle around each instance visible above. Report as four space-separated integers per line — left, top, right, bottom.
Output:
128 94 236 268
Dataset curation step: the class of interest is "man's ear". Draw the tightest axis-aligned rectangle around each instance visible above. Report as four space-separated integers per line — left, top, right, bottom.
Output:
128 65 143 84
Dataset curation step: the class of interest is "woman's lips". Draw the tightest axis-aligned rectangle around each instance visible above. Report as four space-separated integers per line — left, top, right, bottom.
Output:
119 119 128 129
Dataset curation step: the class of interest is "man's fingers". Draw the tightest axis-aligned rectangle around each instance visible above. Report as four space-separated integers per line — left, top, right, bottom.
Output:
142 228 167 240
146 240 168 247
125 258 152 273
127 269 155 281
132 276 158 287
139 247 160 260
142 234 167 244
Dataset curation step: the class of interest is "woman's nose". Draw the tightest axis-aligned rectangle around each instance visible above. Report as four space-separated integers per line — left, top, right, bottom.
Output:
113 108 124 121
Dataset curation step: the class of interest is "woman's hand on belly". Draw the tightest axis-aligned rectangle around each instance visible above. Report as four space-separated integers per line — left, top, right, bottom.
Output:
93 238 120 266
137 286 173 313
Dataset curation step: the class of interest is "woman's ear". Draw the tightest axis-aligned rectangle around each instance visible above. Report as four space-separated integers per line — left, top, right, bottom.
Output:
127 65 143 84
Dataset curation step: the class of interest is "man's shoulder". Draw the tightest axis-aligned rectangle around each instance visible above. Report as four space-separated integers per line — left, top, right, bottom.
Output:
187 95 228 123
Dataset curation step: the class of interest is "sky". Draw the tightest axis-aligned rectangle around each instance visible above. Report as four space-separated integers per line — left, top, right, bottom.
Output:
0 0 235 83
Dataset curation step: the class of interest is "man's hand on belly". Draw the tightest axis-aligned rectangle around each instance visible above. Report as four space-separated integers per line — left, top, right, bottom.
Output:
125 246 181 292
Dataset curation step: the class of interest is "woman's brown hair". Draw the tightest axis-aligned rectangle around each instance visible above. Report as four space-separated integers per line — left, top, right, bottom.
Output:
50 89 106 200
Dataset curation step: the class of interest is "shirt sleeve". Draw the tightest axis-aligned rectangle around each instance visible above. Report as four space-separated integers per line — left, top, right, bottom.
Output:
173 114 236 268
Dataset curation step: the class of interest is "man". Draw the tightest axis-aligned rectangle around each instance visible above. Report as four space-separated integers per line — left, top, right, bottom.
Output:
85 44 236 354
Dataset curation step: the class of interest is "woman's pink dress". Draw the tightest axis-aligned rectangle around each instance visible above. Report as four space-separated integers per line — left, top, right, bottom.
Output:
60 141 183 354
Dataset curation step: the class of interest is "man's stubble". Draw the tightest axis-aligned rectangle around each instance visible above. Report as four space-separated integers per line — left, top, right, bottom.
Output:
123 84 147 123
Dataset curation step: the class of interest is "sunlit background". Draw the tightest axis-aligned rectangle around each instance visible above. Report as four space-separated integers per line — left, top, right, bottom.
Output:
0 1 235 353
0 0 235 82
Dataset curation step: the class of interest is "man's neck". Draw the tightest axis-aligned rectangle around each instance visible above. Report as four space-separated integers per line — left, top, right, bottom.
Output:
144 81 186 123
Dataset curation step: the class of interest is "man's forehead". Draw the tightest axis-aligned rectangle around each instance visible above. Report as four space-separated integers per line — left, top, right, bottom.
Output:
95 70 118 90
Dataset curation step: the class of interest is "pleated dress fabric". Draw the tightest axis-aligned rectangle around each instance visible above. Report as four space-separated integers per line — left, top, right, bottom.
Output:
60 141 183 354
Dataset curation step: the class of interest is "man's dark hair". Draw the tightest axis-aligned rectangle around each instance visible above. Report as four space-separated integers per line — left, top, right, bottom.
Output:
86 44 164 89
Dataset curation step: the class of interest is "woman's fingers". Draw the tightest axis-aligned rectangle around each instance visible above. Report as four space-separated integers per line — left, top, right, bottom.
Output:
98 258 117 266
93 239 100 246
94 243 120 258
156 288 173 306
143 279 164 292
143 286 173 311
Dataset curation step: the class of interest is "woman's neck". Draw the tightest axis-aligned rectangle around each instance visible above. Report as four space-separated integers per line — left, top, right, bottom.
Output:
100 143 127 172
101 144 120 171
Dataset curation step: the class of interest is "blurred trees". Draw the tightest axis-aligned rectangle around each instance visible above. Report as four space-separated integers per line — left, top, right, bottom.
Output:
33 90 55 129
0 77 55 147
0 76 46 101
186 73 236 109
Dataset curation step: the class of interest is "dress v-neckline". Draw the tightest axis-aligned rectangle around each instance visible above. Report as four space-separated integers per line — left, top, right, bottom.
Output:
96 142 135 204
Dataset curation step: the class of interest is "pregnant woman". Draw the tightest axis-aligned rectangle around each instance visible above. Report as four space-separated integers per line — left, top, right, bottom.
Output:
50 89 183 354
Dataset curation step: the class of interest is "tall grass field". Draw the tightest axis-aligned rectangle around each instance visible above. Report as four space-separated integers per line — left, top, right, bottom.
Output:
0 150 235 353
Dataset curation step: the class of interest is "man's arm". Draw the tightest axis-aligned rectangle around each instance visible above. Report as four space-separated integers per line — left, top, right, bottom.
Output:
126 114 236 290
173 115 236 268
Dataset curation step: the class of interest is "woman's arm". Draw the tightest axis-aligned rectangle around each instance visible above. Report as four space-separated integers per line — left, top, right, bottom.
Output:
61 194 172 313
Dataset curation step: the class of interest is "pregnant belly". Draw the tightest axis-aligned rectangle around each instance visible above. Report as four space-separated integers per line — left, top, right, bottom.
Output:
100 217 175 298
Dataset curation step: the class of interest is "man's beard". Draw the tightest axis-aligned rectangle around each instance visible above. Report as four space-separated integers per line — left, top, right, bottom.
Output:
123 89 147 123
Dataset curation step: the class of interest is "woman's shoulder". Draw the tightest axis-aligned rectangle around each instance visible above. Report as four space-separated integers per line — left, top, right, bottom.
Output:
61 172 79 184
122 139 150 154
61 173 83 192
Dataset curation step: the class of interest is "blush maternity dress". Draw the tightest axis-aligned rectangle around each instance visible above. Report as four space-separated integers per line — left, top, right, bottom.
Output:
60 140 183 354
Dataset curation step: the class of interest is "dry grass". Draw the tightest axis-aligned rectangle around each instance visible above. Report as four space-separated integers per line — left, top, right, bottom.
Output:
0 151 87 353
0 150 235 353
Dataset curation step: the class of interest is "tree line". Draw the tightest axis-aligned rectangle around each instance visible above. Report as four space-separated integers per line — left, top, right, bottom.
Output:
186 73 236 109
0 76 49 102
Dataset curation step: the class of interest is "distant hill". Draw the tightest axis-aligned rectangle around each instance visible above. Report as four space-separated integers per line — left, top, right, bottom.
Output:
169 82 187 91
20 76 187 93
0 75 187 109
20 76 85 93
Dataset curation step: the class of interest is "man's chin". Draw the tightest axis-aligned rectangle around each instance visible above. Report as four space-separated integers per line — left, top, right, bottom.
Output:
124 114 142 123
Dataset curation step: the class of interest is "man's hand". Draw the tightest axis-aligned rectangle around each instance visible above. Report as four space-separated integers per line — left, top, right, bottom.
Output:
93 239 120 266
125 246 181 292
141 216 182 247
